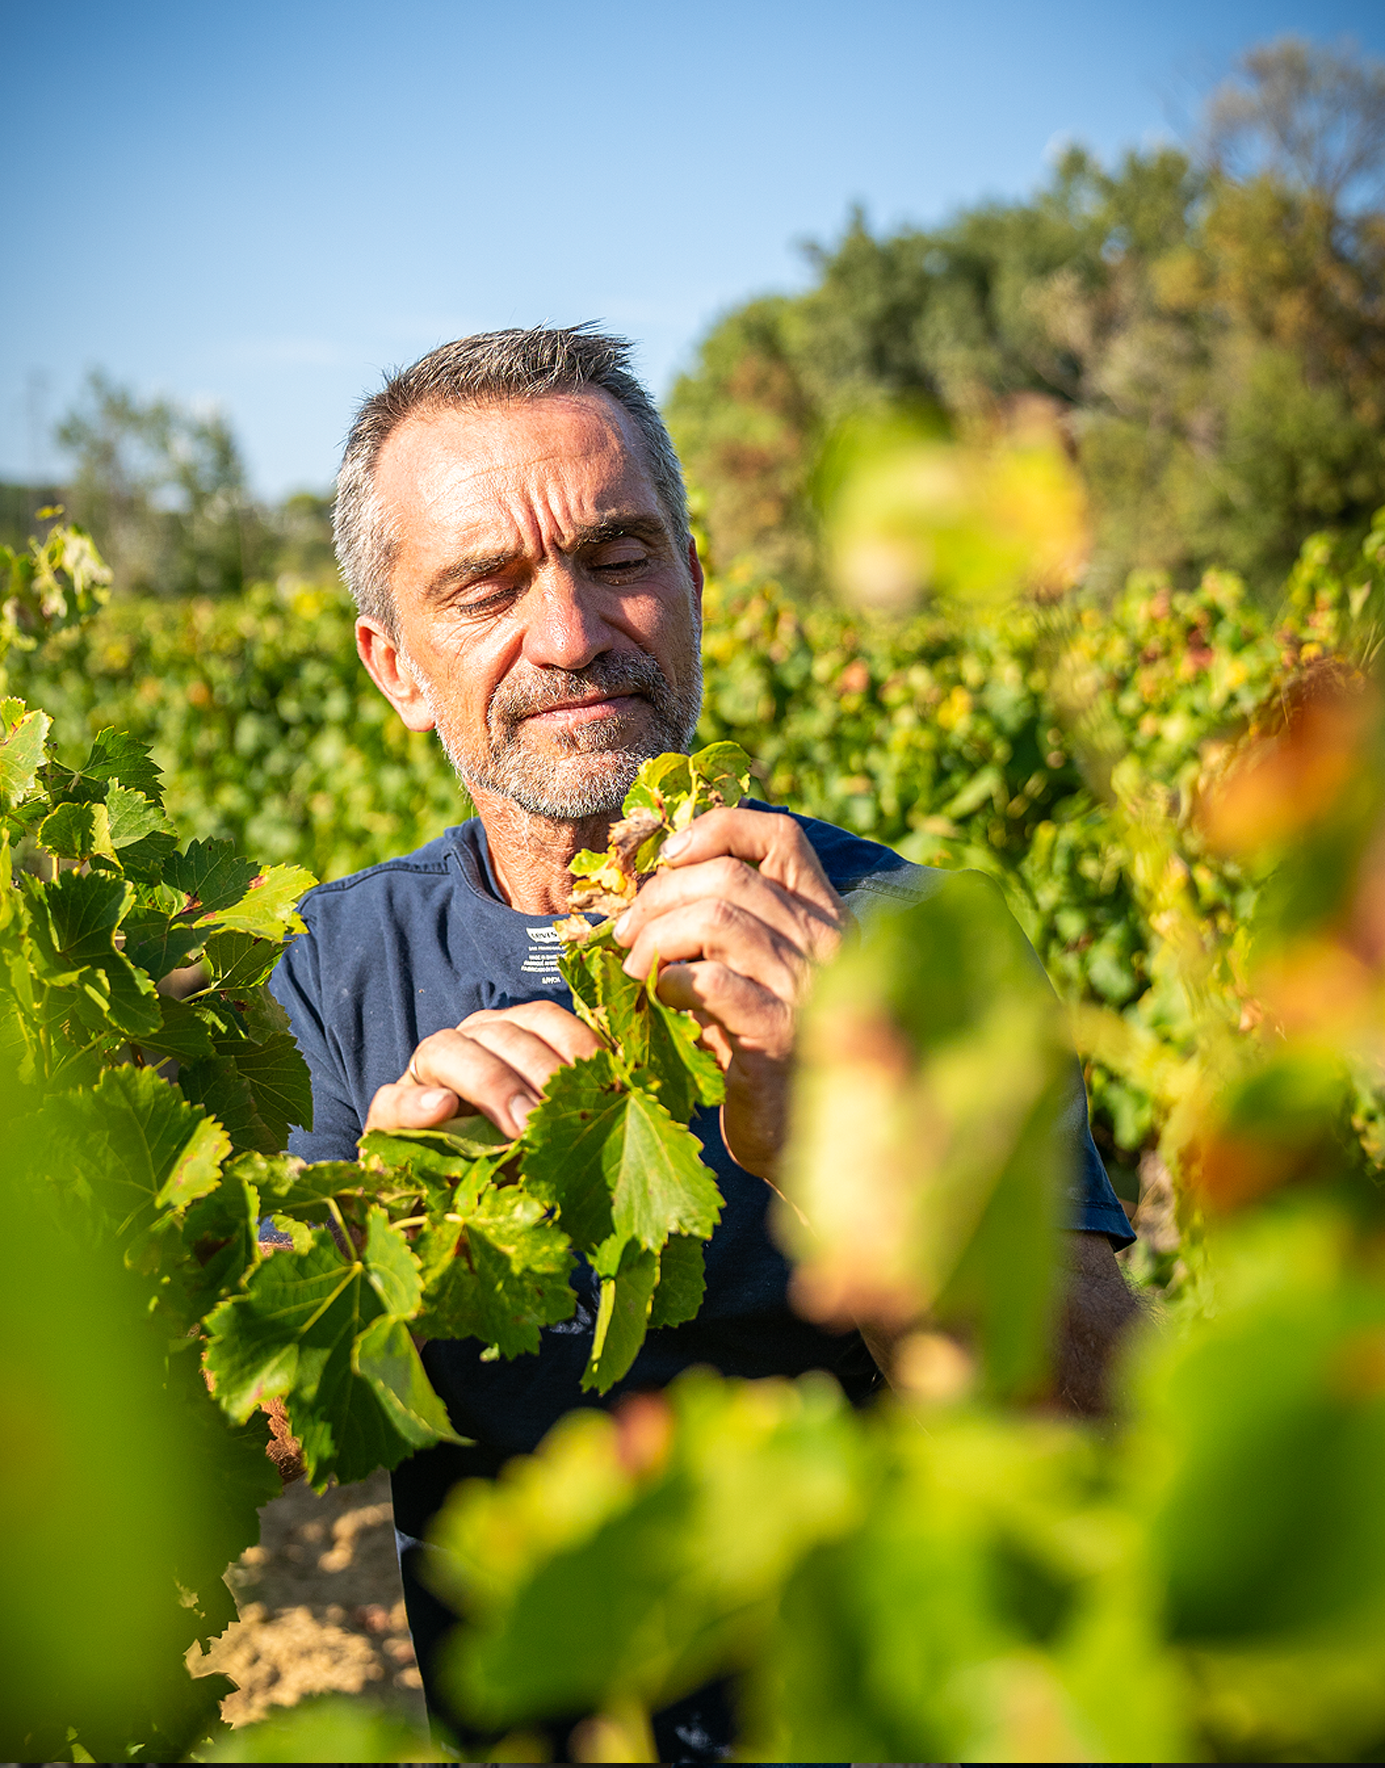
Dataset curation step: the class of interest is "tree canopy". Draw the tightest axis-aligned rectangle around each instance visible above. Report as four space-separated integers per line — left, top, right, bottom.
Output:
669 37 1385 600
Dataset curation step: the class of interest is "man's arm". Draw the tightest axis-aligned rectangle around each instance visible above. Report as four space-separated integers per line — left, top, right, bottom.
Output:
1053 1230 1141 1415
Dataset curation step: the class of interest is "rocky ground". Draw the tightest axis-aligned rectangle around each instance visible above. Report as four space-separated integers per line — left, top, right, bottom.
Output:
191 1470 429 1731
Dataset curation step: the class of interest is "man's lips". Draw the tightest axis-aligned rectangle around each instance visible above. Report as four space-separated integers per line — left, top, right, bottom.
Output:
521 692 643 725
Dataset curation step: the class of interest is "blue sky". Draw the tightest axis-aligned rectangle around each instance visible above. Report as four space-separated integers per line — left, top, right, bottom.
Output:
5 0 1384 497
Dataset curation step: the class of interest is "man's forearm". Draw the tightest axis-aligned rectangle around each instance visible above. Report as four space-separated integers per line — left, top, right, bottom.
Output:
1052 1229 1141 1415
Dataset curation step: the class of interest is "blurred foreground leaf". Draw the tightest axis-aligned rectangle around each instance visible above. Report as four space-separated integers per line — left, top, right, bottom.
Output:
197 1693 448 1762
781 870 1069 1396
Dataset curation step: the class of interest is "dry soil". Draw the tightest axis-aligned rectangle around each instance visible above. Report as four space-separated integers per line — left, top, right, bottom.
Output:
190 1469 428 1731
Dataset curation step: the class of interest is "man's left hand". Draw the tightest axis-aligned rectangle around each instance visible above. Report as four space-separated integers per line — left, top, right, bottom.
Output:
611 806 849 1180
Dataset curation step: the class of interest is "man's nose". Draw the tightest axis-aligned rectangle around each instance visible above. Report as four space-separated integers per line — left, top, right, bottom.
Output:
520 562 614 671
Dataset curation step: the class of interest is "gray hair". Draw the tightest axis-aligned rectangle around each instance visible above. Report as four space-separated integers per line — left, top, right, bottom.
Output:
333 324 690 632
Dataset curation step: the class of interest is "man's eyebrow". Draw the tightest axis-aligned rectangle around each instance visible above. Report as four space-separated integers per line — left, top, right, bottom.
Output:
422 551 516 602
421 514 671 602
571 514 671 548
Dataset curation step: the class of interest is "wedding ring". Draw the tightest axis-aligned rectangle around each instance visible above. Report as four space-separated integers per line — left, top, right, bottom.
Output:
408 1054 423 1085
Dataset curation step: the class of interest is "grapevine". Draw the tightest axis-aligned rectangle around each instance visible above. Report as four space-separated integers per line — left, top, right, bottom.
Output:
4 521 751 1757
6 552 754 1487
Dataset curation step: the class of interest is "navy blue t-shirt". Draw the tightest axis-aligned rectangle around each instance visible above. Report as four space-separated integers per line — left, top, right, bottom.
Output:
270 805 1132 1459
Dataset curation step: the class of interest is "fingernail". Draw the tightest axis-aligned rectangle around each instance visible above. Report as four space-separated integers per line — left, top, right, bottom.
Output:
613 911 631 938
663 831 689 858
510 1095 535 1130
419 1089 453 1111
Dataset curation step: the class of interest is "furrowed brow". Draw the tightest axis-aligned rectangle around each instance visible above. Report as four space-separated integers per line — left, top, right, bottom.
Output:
420 513 671 602
568 514 671 551
421 551 518 602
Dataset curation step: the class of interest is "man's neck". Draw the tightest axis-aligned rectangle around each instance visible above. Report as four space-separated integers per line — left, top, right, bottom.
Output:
469 785 613 914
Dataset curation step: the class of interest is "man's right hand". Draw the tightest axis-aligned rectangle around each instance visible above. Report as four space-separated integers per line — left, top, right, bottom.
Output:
364 1001 601 1140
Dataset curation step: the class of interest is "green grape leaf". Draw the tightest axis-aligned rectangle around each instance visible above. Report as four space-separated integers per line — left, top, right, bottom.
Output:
26 867 128 966
120 903 207 983
38 800 116 863
648 1233 707 1330
50 1065 230 1242
138 995 218 1064
105 783 173 849
180 989 312 1149
359 1128 486 1181
415 1188 576 1356
522 1052 722 1255
563 939 647 1070
354 1313 464 1461
689 740 752 808
162 838 260 916
177 1166 263 1323
202 929 283 992
177 1054 277 1156
115 827 179 880
85 726 164 802
269 1214 316 1252
520 1051 625 1250
24 869 163 1037
561 924 609 1014
359 1125 508 1212
244 1152 365 1215
581 1237 659 1392
163 1340 281 1577
233 979 292 1041
204 1209 460 1486
361 1203 425 1315
207 862 315 937
226 1028 313 1148
0 703 51 809
640 982 725 1119
203 1233 361 1419
606 1086 723 1252
41 728 163 809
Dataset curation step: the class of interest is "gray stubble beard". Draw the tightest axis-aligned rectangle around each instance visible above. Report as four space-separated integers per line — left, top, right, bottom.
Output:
406 643 704 821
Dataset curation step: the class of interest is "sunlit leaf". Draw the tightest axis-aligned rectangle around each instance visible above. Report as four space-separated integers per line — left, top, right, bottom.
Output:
583 1237 659 1391
0 703 50 809
38 800 116 863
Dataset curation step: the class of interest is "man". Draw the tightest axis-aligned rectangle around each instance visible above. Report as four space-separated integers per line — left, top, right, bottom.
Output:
271 325 1136 1759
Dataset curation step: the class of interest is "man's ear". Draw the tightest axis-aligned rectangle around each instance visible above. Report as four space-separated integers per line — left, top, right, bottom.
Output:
356 616 437 732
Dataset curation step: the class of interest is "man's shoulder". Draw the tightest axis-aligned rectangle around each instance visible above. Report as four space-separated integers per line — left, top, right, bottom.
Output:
752 801 946 908
296 827 466 924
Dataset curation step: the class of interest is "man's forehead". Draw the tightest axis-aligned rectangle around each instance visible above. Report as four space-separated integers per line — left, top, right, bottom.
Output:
374 389 661 546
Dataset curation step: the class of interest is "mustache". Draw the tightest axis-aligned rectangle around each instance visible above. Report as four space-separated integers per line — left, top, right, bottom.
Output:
488 652 672 730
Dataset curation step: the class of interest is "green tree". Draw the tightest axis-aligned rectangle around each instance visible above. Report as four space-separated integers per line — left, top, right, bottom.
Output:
669 39 1385 600
55 371 271 597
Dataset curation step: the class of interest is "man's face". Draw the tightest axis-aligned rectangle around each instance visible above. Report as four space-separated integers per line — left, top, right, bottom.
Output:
364 390 703 820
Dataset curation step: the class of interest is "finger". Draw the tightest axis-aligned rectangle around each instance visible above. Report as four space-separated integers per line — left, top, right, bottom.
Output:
615 854 839 962
658 807 843 920
620 898 810 1002
655 960 796 1058
456 1017 585 1098
365 1078 461 1133
408 1027 543 1137
460 1000 602 1065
